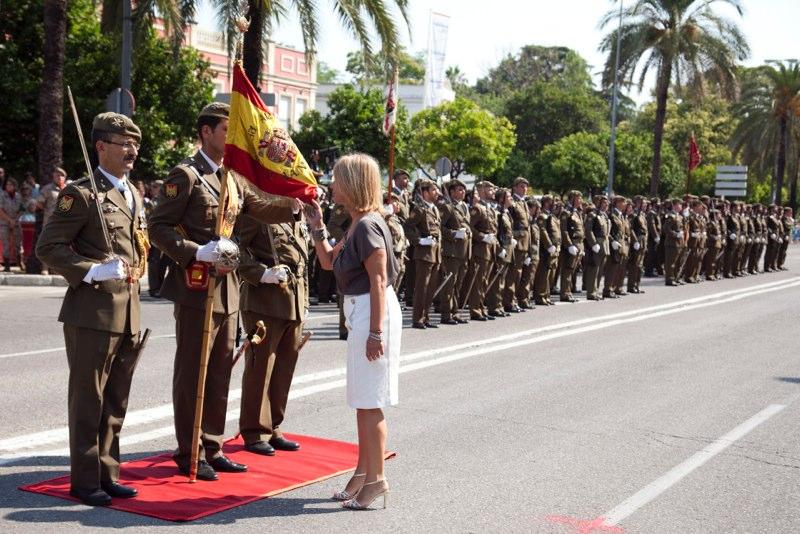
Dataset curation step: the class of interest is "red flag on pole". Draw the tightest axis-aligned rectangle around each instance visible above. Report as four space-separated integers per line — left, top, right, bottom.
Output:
382 69 398 137
688 134 702 171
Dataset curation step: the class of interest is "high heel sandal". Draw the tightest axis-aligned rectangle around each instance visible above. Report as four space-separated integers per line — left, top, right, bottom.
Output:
332 473 365 501
342 478 389 510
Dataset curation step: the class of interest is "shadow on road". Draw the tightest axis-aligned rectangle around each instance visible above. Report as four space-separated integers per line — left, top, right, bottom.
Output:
775 376 800 384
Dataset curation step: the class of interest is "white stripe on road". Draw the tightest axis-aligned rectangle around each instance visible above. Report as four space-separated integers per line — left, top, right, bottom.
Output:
0 313 340 360
601 403 786 526
0 277 797 464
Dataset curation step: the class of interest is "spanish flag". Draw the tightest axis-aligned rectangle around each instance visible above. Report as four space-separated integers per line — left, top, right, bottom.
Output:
224 62 317 201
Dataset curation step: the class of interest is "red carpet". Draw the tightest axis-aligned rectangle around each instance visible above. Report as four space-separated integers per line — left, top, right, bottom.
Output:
20 433 395 522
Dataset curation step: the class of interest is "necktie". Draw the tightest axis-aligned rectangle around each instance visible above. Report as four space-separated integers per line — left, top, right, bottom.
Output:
118 180 134 211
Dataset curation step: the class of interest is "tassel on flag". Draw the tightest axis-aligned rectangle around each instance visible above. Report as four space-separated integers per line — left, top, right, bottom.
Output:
688 134 702 171
382 68 399 137
224 62 317 202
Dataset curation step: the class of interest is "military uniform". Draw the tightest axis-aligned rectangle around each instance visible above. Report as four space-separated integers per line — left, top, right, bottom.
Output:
487 204 514 315
603 207 630 296
466 199 497 319
724 209 742 277
148 149 296 470
583 206 609 300
503 192 530 311
439 197 471 322
663 209 685 285
765 210 783 271
326 203 351 336
518 207 539 308
703 211 723 280
385 211 408 292
778 213 793 269
644 205 661 277
684 211 706 283
237 219 308 448
559 205 585 301
405 199 442 326
533 208 560 305
627 208 648 292
35 113 148 498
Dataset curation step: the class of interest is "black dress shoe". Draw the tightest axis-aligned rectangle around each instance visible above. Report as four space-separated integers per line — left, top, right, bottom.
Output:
424 322 439 329
440 318 458 325
519 303 533 310
209 455 247 473
560 297 577 303
486 314 496 320
665 281 678 286
339 332 348 340
269 436 301 451
412 322 427 329
454 317 468 324
177 459 218 481
503 306 521 314
245 441 275 456
586 295 602 301
470 314 488 321
488 310 504 318
101 481 138 498
70 487 112 506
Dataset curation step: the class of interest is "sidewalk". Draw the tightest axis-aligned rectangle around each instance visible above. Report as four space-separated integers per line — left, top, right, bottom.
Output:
0 271 68 287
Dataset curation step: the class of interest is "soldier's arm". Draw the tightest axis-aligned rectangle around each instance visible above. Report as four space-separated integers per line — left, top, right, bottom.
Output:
403 207 423 243
538 215 553 249
235 216 267 286
147 166 200 268
439 205 458 243
560 212 573 247
240 177 297 225
35 185 96 287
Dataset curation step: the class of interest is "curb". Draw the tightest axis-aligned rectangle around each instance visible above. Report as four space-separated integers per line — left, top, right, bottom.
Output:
0 274 69 287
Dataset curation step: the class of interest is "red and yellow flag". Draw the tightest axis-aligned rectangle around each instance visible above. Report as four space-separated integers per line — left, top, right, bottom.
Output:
224 62 317 201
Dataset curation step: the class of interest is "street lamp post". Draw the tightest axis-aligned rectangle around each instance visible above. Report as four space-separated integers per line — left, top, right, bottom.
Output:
119 0 133 117
607 0 623 197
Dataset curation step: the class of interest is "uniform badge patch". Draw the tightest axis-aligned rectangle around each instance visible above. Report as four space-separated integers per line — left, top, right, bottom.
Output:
165 184 178 199
58 195 74 212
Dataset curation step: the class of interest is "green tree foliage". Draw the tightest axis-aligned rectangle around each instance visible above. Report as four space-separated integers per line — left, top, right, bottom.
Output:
0 0 214 181
345 48 425 85
316 61 340 83
292 85 410 170
599 0 749 195
408 98 516 178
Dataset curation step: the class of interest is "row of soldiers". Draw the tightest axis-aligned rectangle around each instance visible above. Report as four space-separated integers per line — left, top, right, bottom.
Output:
313 172 795 329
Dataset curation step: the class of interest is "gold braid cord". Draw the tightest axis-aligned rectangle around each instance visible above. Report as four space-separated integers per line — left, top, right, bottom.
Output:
133 228 150 280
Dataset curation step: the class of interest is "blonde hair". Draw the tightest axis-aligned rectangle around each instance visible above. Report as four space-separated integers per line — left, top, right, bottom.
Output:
332 153 383 213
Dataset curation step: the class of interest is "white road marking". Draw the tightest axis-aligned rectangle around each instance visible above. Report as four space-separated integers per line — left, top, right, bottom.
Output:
0 277 796 465
601 403 786 526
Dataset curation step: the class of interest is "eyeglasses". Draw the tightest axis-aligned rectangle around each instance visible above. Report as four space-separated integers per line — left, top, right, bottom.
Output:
103 139 141 151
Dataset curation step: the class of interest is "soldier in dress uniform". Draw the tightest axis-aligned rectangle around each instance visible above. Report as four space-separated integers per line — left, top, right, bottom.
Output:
704 207 723 280
487 188 515 317
518 199 540 308
778 207 793 270
603 196 630 297
644 197 661 277
404 179 442 328
503 177 531 312
583 196 610 300
148 103 301 481
384 193 408 292
391 169 411 223
764 204 783 271
684 199 706 283
533 195 560 305
724 201 742 277
438 179 471 324
36 113 149 506
236 217 308 456
663 198 686 286
466 181 498 321
627 195 648 293
326 196 351 338
559 190 584 302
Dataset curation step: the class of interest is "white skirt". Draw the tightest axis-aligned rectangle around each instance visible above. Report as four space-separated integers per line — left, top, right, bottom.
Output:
343 286 402 409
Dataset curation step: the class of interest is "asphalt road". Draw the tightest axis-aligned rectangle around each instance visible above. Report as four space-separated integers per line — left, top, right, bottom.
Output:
1 247 799 533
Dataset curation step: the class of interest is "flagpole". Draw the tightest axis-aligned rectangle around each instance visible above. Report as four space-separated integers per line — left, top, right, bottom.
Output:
388 124 396 195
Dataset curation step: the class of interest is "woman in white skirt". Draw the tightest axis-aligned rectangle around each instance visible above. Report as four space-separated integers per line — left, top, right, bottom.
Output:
305 153 401 510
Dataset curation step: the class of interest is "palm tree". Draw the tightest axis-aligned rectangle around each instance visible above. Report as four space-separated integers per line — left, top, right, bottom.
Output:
599 0 750 196
213 0 411 90
730 62 800 205
38 0 67 184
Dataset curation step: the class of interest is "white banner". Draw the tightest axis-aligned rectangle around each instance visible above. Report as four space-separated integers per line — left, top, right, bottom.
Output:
423 11 451 108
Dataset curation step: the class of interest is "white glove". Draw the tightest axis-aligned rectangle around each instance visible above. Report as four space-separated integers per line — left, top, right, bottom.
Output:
523 256 532 266
747 238 753 244
419 236 435 246
730 233 737 240
691 232 700 238
260 266 288 284
196 240 220 263
785 236 790 242
568 245 578 256
511 238 518 248
591 243 600 253
676 231 684 240
499 249 507 259
453 228 467 240
611 241 620 251
547 245 556 255
633 242 641 251
84 258 127 282
655 236 661 244
771 233 777 240
482 233 496 244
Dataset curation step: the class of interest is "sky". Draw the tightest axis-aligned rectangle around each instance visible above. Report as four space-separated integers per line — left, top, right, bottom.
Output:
196 0 800 104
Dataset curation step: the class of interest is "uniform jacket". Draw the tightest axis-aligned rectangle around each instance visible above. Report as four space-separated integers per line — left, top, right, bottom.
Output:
509 195 531 253
439 200 472 260
609 208 630 259
584 210 610 256
560 206 585 252
238 219 308 322
646 210 661 245
663 212 685 248
496 208 514 264
147 152 296 314
405 200 442 263
629 210 648 249
385 214 408 260
538 210 561 257
470 200 498 261
326 203 351 242
36 169 146 334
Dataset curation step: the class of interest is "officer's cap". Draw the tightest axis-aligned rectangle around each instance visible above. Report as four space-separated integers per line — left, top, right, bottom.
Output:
447 179 466 192
393 168 410 179
92 112 141 142
199 102 230 119
650 196 660 204
633 195 644 202
512 176 529 187
416 178 436 190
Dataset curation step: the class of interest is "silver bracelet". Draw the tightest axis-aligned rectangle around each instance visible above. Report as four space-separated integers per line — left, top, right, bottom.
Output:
368 331 383 342
311 227 329 243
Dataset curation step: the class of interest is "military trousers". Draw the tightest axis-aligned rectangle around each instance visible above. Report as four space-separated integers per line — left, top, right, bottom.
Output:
664 245 681 283
172 304 237 466
467 257 492 317
605 253 627 294
626 246 645 291
517 255 538 306
503 249 526 308
533 252 556 303
239 313 302 445
412 259 439 324
584 251 606 298
644 240 659 275
559 249 580 299
778 239 789 268
486 261 509 313
64 325 141 489
440 256 468 320
765 241 780 270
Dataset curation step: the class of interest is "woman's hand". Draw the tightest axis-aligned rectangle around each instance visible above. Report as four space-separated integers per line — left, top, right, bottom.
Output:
304 199 324 229
365 337 384 361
